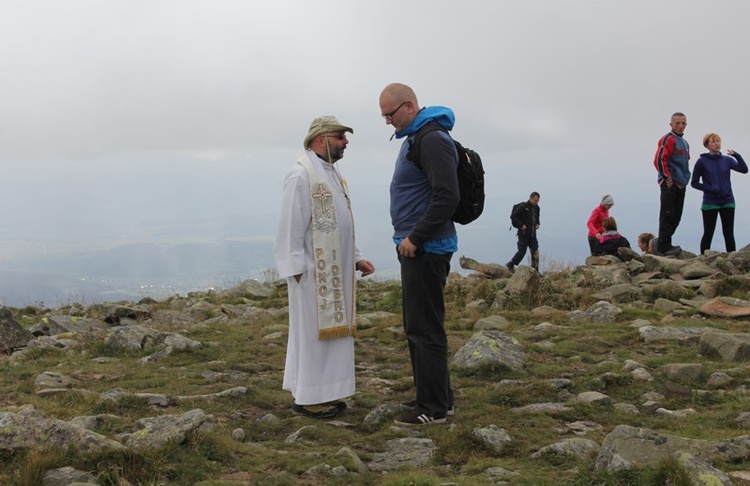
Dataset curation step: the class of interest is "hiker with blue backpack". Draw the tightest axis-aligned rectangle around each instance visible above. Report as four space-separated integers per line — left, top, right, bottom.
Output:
506 192 541 273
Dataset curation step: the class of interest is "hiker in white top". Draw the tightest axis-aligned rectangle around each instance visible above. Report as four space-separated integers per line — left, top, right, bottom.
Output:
274 116 374 419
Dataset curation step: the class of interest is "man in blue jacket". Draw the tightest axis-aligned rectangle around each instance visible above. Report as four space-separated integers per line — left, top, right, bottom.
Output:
379 82 458 425
653 112 690 256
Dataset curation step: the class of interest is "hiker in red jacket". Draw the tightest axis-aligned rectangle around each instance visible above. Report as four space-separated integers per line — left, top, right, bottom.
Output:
587 195 614 255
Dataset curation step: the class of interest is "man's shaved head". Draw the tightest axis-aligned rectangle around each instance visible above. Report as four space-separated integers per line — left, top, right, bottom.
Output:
380 82 418 106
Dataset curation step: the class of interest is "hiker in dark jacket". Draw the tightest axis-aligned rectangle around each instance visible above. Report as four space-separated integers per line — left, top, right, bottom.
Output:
595 217 630 257
506 192 540 272
380 82 458 426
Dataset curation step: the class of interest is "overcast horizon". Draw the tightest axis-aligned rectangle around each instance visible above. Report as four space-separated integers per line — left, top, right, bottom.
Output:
2 0 750 304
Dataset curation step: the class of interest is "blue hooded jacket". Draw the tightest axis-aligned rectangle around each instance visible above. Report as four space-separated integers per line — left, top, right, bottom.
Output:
390 106 459 253
394 106 455 138
690 151 748 207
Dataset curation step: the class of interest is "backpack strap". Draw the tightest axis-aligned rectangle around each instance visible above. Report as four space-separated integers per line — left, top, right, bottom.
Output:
405 121 446 170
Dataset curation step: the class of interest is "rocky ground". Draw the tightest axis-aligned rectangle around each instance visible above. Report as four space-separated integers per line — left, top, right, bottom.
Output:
2 246 750 484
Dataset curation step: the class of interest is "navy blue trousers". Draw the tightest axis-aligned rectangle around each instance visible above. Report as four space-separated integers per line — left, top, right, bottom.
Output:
658 183 686 253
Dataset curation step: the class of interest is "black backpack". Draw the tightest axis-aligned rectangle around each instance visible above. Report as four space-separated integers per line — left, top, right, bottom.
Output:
406 122 485 225
510 201 525 229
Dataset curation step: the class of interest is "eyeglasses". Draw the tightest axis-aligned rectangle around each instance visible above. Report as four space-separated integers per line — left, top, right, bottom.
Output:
382 101 407 120
323 133 347 140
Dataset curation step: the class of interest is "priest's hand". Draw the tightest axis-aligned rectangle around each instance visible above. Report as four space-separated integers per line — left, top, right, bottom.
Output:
356 259 375 277
397 237 418 258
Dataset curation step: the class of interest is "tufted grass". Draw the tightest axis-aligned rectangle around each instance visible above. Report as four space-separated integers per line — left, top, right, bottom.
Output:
2 275 750 484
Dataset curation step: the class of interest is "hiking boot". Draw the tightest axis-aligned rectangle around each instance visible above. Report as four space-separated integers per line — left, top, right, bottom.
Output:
506 261 515 273
662 245 683 257
401 399 454 416
394 408 447 426
292 403 340 419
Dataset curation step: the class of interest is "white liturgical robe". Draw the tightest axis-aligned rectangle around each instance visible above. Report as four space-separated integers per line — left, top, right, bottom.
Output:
273 151 363 405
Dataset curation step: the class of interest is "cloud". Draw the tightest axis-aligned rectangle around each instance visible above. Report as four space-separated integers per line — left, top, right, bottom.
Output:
1 0 750 288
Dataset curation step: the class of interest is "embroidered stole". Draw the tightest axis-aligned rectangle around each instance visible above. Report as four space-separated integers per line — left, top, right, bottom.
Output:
297 151 356 340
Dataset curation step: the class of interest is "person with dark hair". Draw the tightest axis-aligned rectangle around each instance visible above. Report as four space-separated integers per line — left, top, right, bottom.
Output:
690 132 748 253
587 195 614 254
653 112 690 256
506 192 541 272
594 217 630 256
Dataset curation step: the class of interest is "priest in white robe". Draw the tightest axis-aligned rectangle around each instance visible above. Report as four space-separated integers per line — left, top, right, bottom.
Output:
274 116 374 419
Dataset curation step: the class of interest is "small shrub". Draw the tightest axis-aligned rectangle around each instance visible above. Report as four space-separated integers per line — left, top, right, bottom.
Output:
465 279 498 303
642 454 693 486
92 395 150 415
262 267 280 284
9 448 65 486
490 392 520 408
539 254 576 274
713 276 750 299
444 277 468 309
17 347 63 361
600 372 634 389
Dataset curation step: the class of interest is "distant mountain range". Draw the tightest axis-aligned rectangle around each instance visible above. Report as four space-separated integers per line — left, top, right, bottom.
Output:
0 240 275 307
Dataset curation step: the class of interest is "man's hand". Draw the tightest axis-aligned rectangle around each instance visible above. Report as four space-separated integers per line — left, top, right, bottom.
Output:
521 225 527 231
356 260 375 276
397 237 418 258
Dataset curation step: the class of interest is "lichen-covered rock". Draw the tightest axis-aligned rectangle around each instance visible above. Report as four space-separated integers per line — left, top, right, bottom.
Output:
531 438 600 460
472 315 510 331
642 254 690 274
87 303 151 324
639 326 719 344
219 279 273 298
452 330 525 370
368 438 436 472
591 283 639 303
662 363 703 384
699 332 750 361
41 466 99 486
31 314 109 337
676 452 733 486
680 261 718 280
119 408 210 449
0 406 124 453
569 301 621 323
0 307 33 354
471 424 512 455
104 325 162 351
595 425 750 472
459 256 511 278
504 265 539 295
34 371 79 389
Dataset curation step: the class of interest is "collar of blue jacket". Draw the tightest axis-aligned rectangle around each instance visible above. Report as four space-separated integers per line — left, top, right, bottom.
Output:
393 106 455 139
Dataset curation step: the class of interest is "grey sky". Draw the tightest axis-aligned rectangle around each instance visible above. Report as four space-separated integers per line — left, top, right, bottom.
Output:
1 0 750 281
